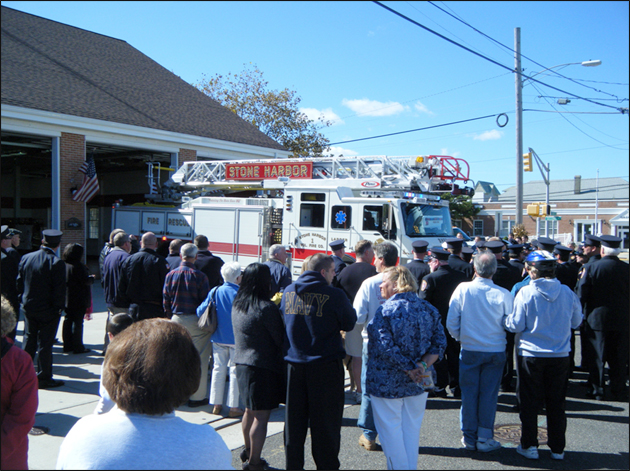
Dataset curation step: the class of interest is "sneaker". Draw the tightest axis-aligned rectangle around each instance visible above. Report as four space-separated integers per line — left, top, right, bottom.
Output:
476 438 502 452
353 390 363 405
461 437 476 450
517 444 539 460
550 451 565 460
358 434 378 451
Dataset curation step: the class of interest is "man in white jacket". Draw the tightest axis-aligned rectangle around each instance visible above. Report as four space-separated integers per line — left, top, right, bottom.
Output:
447 251 514 453
504 250 583 461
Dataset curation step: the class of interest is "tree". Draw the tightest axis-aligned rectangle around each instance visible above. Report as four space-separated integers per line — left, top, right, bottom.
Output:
441 194 481 224
196 63 331 157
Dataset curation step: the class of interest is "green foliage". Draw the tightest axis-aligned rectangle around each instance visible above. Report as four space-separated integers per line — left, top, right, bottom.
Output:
196 63 331 157
441 194 481 222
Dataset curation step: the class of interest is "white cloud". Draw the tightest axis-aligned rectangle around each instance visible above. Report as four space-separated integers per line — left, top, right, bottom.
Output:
440 149 461 158
300 107 344 126
325 146 359 158
341 98 408 117
414 101 434 116
473 130 502 141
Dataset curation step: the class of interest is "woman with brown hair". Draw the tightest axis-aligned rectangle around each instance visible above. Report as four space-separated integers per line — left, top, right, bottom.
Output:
232 263 285 470
56 319 232 470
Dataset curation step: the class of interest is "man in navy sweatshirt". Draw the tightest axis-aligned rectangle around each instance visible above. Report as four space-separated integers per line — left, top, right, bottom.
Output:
281 253 356 470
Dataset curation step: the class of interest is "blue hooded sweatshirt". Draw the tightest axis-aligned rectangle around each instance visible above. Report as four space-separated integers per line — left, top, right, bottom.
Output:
282 270 357 363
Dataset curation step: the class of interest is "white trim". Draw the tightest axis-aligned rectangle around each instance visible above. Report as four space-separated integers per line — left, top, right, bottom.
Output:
578 203 597 207
1 104 291 160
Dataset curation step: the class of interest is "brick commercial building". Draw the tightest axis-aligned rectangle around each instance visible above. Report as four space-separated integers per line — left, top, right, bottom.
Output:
467 177 629 247
1 6 289 258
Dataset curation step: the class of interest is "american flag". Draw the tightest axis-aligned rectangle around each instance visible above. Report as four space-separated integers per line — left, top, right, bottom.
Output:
72 154 99 203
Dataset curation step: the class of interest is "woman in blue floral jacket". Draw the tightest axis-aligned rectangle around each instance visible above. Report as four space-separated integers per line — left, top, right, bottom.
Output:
367 266 447 470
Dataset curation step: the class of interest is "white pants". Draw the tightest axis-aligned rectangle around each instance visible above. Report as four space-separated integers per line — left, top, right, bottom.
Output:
372 393 429 470
209 342 239 408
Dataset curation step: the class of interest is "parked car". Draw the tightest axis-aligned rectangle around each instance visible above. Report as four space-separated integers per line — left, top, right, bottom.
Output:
452 227 476 246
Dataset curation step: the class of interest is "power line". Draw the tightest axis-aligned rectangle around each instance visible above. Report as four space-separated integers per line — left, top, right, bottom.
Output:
372 1 624 112
427 1 626 102
328 113 503 146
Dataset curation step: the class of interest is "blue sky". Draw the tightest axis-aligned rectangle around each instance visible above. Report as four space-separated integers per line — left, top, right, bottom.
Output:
3 1 628 192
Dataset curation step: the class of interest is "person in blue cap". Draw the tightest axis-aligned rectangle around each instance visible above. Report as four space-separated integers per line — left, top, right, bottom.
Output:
576 235 629 401
17 229 67 389
405 240 430 288
505 250 583 461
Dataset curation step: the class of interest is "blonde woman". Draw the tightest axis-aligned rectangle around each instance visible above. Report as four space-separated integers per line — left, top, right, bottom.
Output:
366 266 446 470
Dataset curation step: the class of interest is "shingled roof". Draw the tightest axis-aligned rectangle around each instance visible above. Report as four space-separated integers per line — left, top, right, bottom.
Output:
1 6 286 152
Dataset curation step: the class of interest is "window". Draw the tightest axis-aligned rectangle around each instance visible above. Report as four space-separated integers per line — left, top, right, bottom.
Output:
400 203 451 237
300 193 325 202
88 207 99 239
473 219 484 236
501 220 515 238
300 203 325 228
363 205 397 240
331 205 351 230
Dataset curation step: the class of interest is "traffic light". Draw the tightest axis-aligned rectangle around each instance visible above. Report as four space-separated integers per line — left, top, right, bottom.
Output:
527 203 540 217
523 152 533 172
542 204 551 216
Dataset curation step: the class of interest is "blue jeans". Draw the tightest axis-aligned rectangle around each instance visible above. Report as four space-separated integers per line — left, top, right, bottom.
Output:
358 340 378 441
459 350 505 445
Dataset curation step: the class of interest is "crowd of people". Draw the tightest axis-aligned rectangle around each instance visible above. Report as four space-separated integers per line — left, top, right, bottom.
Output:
1 223 628 470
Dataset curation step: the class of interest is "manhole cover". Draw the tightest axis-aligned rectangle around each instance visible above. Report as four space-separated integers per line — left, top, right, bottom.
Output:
494 424 547 445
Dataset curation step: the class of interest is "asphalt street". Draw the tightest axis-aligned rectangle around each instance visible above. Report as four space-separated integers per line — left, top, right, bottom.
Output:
18 284 628 470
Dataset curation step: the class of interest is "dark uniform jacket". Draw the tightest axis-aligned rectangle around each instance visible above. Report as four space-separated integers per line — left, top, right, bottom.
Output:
492 260 522 292
419 265 468 323
17 246 66 318
1 247 20 312
508 259 525 276
194 250 224 289
556 261 580 291
576 256 629 331
118 248 169 305
405 259 431 288
337 261 377 301
65 261 92 314
448 254 474 280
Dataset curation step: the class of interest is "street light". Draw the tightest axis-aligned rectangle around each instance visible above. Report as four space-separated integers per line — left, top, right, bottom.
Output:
514 28 601 227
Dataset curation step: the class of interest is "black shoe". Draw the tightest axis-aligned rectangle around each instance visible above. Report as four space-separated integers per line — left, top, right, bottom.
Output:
450 387 461 399
187 398 209 408
73 348 92 354
431 388 448 398
39 378 65 389
242 458 269 470
240 448 250 463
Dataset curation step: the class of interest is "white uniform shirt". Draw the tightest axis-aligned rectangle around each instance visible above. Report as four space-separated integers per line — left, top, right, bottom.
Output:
353 273 386 343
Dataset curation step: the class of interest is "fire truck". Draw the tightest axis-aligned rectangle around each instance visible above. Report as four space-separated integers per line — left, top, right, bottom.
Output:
112 155 474 278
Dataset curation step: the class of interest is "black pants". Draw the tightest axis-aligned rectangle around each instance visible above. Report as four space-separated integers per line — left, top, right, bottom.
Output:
62 309 85 352
517 356 570 454
502 331 516 389
285 359 345 470
23 314 61 380
435 335 460 391
586 325 629 396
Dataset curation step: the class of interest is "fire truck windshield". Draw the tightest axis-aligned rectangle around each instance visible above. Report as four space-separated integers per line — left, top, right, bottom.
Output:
401 203 452 237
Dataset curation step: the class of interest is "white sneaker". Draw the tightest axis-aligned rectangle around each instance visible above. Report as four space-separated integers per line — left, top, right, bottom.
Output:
476 438 502 452
550 451 565 460
461 437 475 450
517 444 539 460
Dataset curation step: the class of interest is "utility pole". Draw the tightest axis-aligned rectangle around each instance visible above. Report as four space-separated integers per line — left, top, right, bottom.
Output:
515 27 523 225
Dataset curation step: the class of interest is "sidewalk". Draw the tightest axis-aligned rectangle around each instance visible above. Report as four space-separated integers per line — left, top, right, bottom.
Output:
20 284 629 470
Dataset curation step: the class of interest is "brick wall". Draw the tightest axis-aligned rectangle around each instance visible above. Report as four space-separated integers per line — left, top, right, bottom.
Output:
178 148 197 168
60 132 86 248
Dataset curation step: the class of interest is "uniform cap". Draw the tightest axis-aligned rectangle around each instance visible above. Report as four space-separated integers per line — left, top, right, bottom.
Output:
445 238 463 250
508 244 524 255
42 229 63 246
411 239 429 252
582 234 601 247
461 246 474 254
7 228 22 237
329 239 345 250
553 245 572 255
599 235 622 248
429 247 450 261
536 237 558 251
475 240 486 248
484 240 505 254
1 225 9 239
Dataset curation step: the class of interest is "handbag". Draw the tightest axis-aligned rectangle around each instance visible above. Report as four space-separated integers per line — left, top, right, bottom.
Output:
198 287 218 334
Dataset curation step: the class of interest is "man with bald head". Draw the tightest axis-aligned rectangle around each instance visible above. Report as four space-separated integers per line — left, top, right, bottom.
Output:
117 232 170 321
